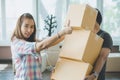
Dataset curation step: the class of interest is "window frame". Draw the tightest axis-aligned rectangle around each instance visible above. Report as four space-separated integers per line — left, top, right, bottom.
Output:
0 0 38 46
0 0 120 47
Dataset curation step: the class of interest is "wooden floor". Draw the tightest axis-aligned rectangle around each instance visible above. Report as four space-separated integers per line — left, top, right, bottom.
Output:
0 64 120 80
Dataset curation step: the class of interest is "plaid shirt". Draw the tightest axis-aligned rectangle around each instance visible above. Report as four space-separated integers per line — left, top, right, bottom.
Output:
11 37 42 80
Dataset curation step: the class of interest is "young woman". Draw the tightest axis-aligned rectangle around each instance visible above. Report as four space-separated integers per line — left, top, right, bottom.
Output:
11 13 72 80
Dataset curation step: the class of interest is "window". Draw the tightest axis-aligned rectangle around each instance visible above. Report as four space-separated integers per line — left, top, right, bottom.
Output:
70 0 96 7
6 0 34 40
38 0 66 39
103 0 120 45
38 0 58 38
0 0 2 40
0 0 119 46
0 0 35 46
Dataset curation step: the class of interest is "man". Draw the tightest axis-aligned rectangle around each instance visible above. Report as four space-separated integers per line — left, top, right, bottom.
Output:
85 8 113 80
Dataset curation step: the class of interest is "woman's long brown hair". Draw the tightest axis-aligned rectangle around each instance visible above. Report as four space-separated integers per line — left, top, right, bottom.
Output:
11 13 36 42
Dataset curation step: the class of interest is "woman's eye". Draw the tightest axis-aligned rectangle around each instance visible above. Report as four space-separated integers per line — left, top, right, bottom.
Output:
24 25 28 28
30 26 34 29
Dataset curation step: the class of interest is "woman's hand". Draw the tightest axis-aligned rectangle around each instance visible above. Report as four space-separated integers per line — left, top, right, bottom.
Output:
63 20 72 34
84 74 96 80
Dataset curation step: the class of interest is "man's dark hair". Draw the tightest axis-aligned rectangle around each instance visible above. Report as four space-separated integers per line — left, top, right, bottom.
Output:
95 8 102 25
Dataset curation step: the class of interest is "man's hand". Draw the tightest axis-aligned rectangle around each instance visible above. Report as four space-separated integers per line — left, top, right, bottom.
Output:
84 74 96 80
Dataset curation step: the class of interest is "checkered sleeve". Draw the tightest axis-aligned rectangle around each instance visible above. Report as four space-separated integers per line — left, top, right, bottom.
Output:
13 38 39 58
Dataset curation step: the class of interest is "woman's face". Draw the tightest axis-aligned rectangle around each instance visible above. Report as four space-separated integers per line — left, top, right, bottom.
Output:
21 18 35 39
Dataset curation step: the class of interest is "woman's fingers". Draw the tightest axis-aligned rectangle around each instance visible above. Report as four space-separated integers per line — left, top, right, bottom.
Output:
67 20 70 27
65 19 70 27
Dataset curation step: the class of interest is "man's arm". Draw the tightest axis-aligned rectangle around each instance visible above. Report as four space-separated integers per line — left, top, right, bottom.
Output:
84 48 111 80
93 48 110 75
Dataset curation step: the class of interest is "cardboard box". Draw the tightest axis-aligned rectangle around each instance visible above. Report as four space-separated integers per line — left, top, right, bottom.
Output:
59 29 103 65
65 4 97 30
51 58 92 80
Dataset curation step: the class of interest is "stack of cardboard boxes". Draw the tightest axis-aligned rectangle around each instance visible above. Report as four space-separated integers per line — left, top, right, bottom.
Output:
51 4 103 80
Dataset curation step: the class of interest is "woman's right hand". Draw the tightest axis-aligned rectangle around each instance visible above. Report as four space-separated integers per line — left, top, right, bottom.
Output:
63 20 72 34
